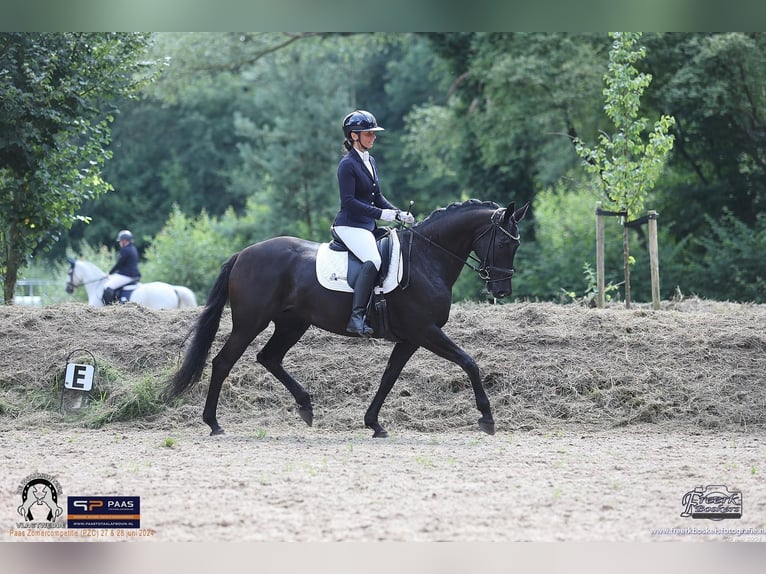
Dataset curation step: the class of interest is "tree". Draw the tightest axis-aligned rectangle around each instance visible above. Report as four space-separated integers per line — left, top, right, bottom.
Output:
643 33 766 236
0 33 157 303
573 32 675 307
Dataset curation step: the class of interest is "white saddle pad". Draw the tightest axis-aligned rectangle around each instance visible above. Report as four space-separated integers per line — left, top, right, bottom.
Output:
315 229 403 293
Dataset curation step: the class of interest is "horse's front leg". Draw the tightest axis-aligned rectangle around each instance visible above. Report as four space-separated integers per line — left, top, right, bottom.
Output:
365 341 419 438
419 326 495 435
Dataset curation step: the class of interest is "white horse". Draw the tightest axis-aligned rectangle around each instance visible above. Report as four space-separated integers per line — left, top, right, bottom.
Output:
65 259 197 309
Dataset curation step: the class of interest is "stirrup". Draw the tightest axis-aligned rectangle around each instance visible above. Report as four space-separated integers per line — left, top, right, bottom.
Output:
346 316 373 337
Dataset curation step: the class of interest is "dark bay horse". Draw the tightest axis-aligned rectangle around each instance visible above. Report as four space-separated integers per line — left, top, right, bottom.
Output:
164 199 529 437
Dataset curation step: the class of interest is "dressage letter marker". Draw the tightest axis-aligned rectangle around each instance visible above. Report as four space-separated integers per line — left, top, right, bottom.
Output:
64 363 94 391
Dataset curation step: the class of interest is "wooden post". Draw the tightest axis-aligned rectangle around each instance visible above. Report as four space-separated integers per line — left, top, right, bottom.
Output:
596 202 605 308
623 215 631 309
648 210 660 310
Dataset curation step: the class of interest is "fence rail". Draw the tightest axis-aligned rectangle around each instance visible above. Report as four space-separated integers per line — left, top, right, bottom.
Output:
13 279 58 306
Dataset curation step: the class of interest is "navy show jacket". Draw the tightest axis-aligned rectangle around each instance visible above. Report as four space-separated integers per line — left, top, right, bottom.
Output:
109 242 141 278
333 150 395 231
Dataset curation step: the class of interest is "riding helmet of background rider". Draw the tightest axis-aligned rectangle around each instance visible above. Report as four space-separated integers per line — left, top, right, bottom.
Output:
117 229 133 243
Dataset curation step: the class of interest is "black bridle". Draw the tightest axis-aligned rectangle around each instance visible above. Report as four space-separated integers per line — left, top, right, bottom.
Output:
65 262 77 293
407 207 519 284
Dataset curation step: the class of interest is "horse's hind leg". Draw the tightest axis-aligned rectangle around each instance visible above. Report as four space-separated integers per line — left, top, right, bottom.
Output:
204 321 267 435
256 316 313 426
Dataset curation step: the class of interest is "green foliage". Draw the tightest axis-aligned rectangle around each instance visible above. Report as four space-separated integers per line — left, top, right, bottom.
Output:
574 32 675 219
469 33 605 192
0 32 158 303
141 206 242 300
514 178 626 301
8 32 766 305
684 211 766 303
560 263 623 306
570 32 675 306
72 242 116 275
645 33 766 237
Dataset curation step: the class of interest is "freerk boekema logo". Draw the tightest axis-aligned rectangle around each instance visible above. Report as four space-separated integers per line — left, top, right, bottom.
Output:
15 472 66 528
681 484 742 520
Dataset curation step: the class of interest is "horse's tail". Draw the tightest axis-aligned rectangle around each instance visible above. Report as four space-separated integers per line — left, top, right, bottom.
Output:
163 253 239 401
172 285 198 308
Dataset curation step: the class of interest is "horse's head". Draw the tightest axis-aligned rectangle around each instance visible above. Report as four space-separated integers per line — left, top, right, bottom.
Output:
65 258 78 294
473 201 529 299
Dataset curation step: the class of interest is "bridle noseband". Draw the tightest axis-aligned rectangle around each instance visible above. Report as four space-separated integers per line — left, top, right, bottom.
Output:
408 207 519 284
472 208 519 283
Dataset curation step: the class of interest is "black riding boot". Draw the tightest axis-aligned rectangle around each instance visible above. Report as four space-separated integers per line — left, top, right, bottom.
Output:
346 261 377 336
102 287 115 306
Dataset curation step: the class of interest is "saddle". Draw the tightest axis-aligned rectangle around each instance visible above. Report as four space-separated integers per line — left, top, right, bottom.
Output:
113 281 140 303
316 228 404 342
328 227 394 288
316 228 403 294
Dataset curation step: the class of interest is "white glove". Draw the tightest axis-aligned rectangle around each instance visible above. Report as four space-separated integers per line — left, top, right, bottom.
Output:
396 211 415 224
380 209 398 222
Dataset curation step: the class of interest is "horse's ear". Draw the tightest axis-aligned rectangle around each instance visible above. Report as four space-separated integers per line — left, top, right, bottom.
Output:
512 201 530 223
502 202 515 224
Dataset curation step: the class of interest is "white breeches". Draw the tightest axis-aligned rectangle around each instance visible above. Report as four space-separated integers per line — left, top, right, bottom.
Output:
104 273 137 291
332 226 381 270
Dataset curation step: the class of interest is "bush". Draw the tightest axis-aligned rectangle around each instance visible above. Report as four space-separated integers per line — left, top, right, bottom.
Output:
141 206 240 301
515 180 626 301
683 211 766 302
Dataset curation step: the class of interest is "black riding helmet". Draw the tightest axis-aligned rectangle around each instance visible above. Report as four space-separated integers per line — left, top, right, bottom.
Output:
342 110 385 139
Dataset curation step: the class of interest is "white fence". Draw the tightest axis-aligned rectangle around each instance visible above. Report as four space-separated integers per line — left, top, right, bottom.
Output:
13 279 55 306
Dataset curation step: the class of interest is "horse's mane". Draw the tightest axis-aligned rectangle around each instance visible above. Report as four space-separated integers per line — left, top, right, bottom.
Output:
414 199 501 228
78 260 104 273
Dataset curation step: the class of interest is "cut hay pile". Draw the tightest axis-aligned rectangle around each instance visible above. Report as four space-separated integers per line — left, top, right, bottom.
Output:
1 299 764 432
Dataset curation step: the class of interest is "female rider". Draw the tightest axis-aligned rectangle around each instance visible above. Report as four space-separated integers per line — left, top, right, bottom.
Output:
332 110 414 336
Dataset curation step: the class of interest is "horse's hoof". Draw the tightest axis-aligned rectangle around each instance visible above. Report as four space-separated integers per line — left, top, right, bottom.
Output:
209 428 225 436
298 407 313 427
478 419 495 436
371 427 389 438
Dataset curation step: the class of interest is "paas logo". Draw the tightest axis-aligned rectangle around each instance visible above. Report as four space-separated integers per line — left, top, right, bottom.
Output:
68 496 140 528
16 473 65 524
73 500 104 512
681 484 742 520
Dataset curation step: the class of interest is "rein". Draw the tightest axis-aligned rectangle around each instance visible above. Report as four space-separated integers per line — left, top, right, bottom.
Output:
66 268 107 290
406 208 518 284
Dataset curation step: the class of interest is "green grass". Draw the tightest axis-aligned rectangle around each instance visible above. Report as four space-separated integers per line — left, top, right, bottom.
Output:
83 376 166 428
2 347 172 430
